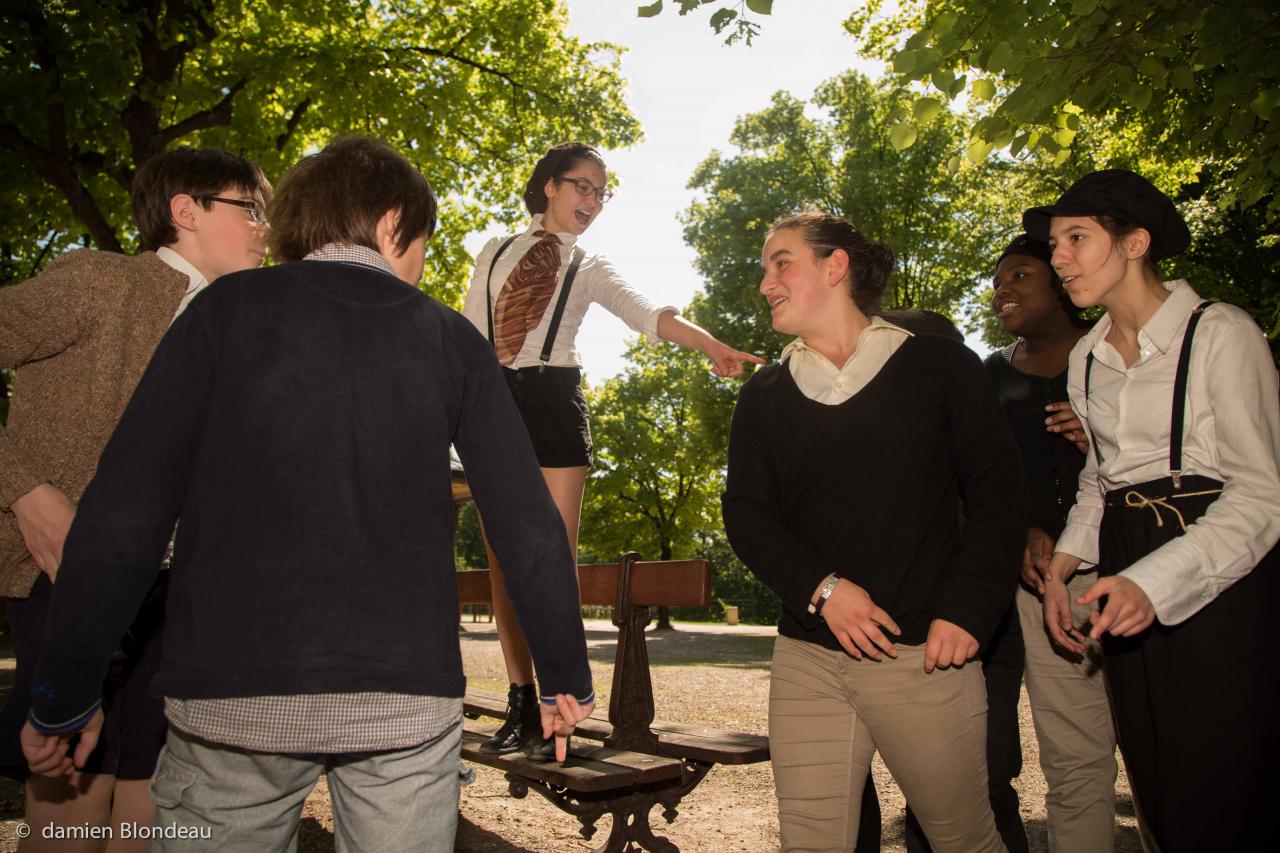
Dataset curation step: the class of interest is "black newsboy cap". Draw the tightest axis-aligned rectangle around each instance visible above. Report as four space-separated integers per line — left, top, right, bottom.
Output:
1022 169 1190 261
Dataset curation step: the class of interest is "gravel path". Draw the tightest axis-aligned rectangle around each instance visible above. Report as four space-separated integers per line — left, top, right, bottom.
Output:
0 621 1145 851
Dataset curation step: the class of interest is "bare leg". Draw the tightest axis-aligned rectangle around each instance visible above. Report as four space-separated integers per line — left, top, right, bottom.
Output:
482 465 587 685
21 772 115 853
105 778 157 853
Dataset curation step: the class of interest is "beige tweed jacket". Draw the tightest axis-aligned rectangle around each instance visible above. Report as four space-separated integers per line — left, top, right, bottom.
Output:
0 249 186 598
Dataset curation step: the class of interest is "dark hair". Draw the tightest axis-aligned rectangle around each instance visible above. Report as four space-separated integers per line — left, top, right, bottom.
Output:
767 212 895 314
131 147 270 252
1095 214 1162 278
268 136 436 263
522 142 607 215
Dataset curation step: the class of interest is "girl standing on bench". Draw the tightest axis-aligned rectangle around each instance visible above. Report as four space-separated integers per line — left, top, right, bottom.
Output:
722 211 1027 851
1029 169 1280 852
461 141 761 758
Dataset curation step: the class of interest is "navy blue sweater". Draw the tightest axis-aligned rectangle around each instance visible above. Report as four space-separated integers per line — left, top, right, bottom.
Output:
722 335 1026 650
31 260 592 729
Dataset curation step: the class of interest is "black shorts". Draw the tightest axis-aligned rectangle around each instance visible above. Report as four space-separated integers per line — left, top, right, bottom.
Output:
0 573 169 782
503 366 592 468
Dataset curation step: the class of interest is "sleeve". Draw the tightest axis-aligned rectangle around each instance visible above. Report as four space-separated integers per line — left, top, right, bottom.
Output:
720 378 830 628
0 252 91 509
1119 310 1280 625
931 344 1029 647
1055 340 1105 566
28 301 219 731
459 236 504 336
580 254 676 342
449 323 593 704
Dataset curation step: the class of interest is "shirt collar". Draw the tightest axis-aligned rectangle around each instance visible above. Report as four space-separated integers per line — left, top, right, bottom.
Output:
1079 279 1200 361
1139 280 1200 355
780 316 912 363
527 214 579 248
303 243 397 277
155 246 208 294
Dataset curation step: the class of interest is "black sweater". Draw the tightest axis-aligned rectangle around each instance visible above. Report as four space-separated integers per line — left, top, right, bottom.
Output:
983 353 1085 538
31 261 592 728
722 335 1027 650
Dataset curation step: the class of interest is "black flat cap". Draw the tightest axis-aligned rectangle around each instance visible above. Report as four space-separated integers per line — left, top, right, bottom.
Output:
1022 169 1190 261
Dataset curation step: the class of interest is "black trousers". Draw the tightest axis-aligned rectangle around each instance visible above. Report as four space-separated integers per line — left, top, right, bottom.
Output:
1099 476 1280 852
856 603 1028 853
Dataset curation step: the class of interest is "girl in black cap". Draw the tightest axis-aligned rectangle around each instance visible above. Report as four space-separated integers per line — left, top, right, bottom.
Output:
460 142 762 758
1024 169 1280 851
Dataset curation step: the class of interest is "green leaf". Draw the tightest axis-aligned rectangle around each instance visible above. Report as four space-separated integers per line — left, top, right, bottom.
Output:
933 12 958 34
637 1 663 18
946 155 961 174
709 7 737 32
972 78 996 102
1250 89 1280 121
893 49 917 75
1054 128 1076 147
1072 0 1099 15
1125 83 1153 110
965 138 993 163
745 0 773 14
987 41 1013 72
1170 66 1195 90
931 68 955 94
889 123 918 151
914 97 943 123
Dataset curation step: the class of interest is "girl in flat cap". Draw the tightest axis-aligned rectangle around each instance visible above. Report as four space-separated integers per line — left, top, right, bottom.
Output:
724 211 1026 852
1024 169 1280 851
461 142 761 758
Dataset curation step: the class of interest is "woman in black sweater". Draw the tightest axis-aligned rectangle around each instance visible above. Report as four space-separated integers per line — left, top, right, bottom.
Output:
722 212 1026 852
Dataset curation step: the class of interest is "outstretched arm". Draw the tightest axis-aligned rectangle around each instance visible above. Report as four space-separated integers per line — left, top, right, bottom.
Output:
657 310 765 378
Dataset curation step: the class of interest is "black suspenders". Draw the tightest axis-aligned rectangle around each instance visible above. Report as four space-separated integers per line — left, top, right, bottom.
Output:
1084 300 1214 487
485 235 587 369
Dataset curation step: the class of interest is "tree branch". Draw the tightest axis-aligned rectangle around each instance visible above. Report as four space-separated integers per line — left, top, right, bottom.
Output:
276 96 312 152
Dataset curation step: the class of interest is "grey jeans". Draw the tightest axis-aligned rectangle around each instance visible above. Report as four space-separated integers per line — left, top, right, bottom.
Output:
149 722 462 852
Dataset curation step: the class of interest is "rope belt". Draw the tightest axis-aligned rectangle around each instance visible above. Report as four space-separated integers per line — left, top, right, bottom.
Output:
1121 488 1224 533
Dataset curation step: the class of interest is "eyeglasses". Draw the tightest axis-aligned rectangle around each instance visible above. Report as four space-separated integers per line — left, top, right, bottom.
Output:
553 177 614 203
200 196 268 225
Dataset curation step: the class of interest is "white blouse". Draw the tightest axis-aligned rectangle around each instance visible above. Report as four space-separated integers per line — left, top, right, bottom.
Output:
1056 280 1280 625
460 215 674 368
780 317 912 404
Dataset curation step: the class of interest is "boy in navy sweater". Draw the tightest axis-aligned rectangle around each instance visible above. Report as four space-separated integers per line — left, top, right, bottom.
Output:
21 136 594 851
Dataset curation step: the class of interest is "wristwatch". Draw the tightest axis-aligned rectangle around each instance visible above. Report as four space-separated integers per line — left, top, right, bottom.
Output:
807 573 841 616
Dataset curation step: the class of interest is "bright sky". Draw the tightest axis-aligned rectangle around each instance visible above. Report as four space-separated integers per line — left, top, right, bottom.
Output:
466 1 890 384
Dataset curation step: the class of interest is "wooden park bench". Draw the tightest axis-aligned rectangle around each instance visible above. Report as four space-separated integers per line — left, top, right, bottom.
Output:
457 553 770 852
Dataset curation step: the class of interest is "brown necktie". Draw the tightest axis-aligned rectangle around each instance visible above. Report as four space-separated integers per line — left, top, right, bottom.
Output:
493 230 562 365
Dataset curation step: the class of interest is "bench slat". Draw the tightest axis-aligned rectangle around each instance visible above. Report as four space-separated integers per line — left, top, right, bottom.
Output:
457 560 711 608
464 690 769 766
460 725 682 792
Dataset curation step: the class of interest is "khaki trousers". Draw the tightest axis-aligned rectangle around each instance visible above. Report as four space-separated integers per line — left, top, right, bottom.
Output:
769 635 1005 853
1016 580 1117 853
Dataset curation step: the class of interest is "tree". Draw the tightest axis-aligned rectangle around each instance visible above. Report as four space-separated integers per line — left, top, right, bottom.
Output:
636 0 774 45
681 71 1009 358
0 0 641 302
579 339 745 625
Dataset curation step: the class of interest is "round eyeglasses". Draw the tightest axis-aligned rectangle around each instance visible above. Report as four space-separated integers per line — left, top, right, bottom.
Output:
553 177 614 204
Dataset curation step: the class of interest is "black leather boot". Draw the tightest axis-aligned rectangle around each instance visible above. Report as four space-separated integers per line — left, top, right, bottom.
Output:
479 683 538 754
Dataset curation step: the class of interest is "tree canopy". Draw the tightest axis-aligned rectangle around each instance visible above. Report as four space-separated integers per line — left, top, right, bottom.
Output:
681 71 1010 356
1 0 642 302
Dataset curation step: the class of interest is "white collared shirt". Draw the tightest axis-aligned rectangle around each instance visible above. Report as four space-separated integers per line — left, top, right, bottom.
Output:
156 246 210 320
1056 280 1280 625
461 215 676 368
781 317 912 405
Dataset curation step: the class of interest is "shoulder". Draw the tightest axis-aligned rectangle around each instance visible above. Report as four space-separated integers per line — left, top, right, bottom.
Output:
737 362 789 404
901 332 979 366
1198 300 1267 337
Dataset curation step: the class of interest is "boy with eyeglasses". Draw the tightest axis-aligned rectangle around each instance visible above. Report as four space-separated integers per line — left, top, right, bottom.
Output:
0 146 270 849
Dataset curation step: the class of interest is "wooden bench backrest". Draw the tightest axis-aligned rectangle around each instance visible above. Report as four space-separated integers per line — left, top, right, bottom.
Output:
457 559 711 609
